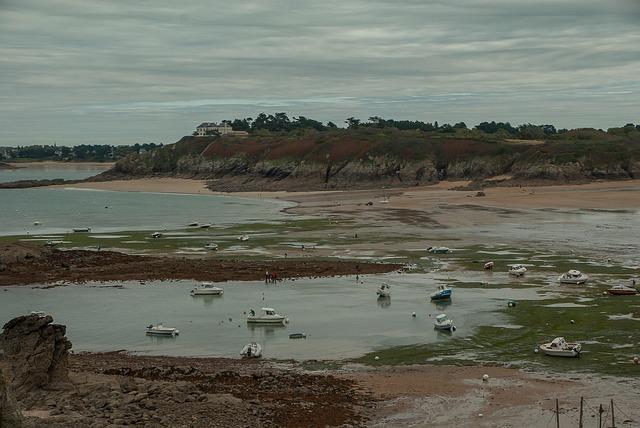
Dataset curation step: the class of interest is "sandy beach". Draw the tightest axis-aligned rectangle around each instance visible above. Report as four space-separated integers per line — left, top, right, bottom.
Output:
56 177 640 210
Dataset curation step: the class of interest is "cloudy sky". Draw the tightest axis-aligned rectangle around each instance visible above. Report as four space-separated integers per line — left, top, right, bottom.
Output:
1 0 639 145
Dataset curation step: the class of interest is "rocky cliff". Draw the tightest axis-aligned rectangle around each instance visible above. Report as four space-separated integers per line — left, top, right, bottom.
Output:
0 368 22 428
98 128 640 191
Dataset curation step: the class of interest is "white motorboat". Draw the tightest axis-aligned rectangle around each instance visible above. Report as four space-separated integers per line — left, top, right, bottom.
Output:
247 308 288 324
508 264 527 277
190 283 223 296
238 234 250 242
484 261 495 270
240 342 262 358
151 232 163 238
204 242 219 251
427 246 451 254
608 285 638 296
72 227 91 233
539 337 581 357
145 323 179 337
558 270 589 284
376 283 391 298
434 313 456 332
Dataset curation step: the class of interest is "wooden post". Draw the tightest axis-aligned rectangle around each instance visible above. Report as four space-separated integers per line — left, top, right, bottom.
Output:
599 403 603 428
611 399 615 427
556 398 560 428
579 397 583 428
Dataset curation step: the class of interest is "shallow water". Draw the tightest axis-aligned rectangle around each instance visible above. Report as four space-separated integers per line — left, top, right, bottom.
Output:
0 164 109 183
0 187 293 236
0 274 540 359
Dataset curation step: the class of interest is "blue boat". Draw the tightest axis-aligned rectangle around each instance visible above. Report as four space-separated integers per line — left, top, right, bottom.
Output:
430 285 452 301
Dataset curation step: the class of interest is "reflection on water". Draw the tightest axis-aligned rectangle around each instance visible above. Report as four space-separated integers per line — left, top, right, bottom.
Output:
377 296 391 308
0 274 520 359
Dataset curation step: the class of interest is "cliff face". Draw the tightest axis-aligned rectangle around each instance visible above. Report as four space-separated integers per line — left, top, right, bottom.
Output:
101 129 640 190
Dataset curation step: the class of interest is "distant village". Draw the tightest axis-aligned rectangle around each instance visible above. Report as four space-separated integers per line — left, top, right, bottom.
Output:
193 122 249 137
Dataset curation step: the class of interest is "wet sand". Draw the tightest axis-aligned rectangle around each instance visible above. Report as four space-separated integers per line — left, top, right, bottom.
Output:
8 161 114 169
56 177 640 211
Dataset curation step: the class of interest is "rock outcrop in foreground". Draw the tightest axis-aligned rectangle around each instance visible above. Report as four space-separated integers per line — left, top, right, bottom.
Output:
0 368 22 427
0 314 72 399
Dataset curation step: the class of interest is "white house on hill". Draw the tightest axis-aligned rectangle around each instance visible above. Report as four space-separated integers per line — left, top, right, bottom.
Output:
195 122 232 136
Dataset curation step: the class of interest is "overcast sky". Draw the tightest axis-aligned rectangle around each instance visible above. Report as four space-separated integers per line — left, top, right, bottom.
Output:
1 0 639 146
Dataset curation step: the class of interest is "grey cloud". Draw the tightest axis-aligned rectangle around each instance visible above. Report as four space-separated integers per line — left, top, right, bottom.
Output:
0 0 638 145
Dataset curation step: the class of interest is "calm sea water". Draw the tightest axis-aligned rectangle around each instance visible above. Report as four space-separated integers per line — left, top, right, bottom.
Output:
0 188 293 236
0 274 537 359
0 164 109 183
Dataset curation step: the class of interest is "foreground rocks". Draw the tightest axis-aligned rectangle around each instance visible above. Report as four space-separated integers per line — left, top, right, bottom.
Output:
0 368 22 427
0 243 402 286
0 314 72 400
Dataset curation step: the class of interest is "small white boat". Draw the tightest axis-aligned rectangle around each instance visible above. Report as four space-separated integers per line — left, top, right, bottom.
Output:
199 223 212 229
427 246 451 254
434 313 456 332
238 234 250 242
247 307 288 324
151 232 163 238
376 283 391 298
145 323 179 337
33 221 41 226
190 283 223 296
204 242 219 251
240 342 262 358
508 264 527 277
484 261 495 270
45 240 63 247
539 337 581 357
558 270 589 284
72 227 91 233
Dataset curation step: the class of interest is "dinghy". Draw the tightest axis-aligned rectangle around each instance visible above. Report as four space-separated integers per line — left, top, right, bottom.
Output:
484 261 495 270
434 314 456 332
376 283 391 298
558 270 589 284
145 323 179 337
238 234 250 242
289 333 307 339
151 232 163 238
539 337 581 357
608 285 637 296
72 227 91 233
427 246 451 254
240 342 262 358
204 242 219 251
430 285 452 301
508 264 527 277
247 308 288 324
190 283 223 296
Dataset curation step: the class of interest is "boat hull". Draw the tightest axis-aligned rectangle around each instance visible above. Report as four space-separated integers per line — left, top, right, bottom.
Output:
247 317 287 324
608 289 637 296
430 291 452 301
540 348 580 357
191 289 223 296
146 330 179 336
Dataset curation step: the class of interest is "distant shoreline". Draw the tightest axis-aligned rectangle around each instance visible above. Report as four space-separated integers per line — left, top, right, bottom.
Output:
7 161 114 169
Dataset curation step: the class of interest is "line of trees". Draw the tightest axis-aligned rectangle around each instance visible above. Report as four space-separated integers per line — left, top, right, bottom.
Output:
0 143 162 162
220 113 639 139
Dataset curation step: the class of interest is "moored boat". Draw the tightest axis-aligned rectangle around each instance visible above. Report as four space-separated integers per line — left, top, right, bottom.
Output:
608 285 637 296
72 227 91 233
427 246 451 254
508 264 527 277
187 221 199 227
376 283 391 298
190 283 223 296
151 232 163 238
484 261 495 270
558 270 589 284
240 342 262 358
289 333 307 339
430 285 452 301
204 242 219 251
238 234 250 242
199 223 212 229
247 307 288 324
434 313 456 332
146 323 179 337
539 337 581 357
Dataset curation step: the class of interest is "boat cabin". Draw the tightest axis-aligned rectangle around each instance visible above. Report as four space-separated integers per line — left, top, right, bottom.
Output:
262 307 276 315
436 314 449 322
